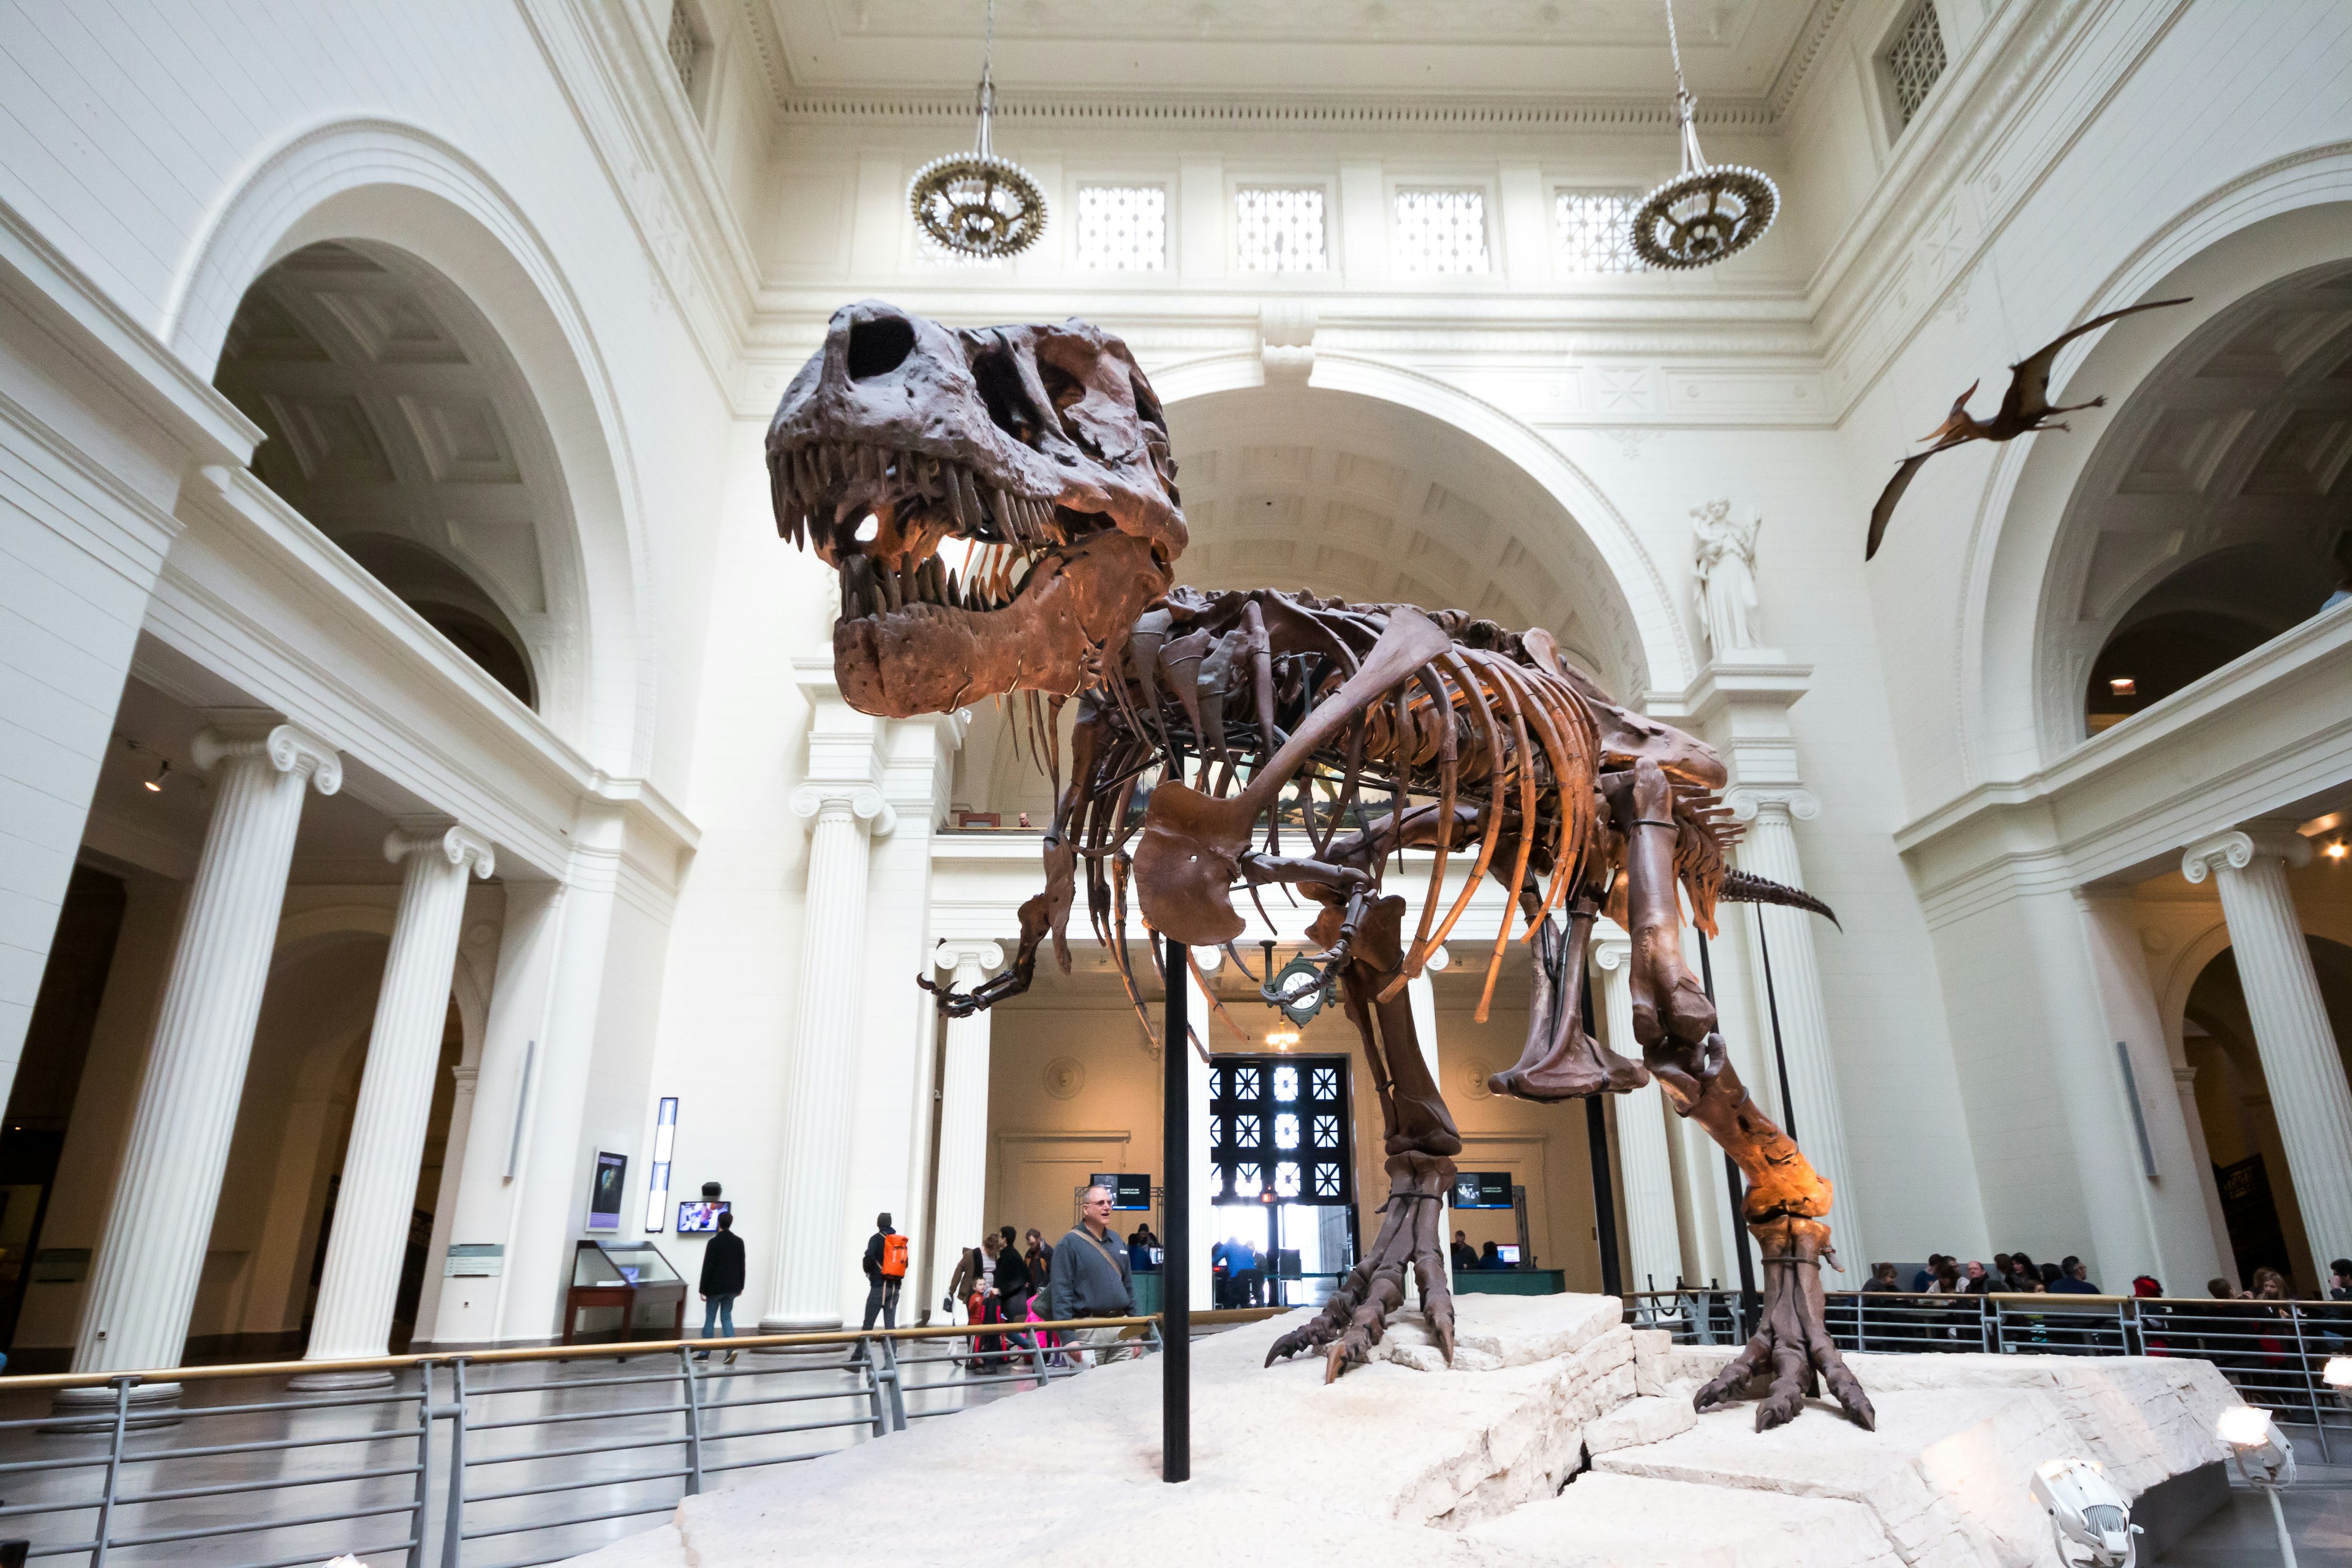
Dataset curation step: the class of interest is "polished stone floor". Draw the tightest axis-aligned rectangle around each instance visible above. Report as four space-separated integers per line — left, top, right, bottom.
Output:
2154 1451 2352 1566
0 1338 1048 1567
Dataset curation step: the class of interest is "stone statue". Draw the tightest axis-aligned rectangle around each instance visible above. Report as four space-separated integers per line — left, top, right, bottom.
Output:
1692 499 1763 657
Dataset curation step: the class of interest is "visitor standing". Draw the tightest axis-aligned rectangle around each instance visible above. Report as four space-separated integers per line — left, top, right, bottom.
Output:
850 1212 906 1365
2047 1257 2100 1294
1050 1184 1137 1368
993 1224 1034 1315
1025 1227 1054 1291
695 1210 745 1362
1451 1231 1478 1272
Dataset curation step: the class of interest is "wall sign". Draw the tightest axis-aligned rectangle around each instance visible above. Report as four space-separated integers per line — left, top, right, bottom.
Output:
1452 1171 1515 1210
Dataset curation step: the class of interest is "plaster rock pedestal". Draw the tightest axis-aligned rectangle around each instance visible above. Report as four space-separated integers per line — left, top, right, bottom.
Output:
567 1297 2237 1568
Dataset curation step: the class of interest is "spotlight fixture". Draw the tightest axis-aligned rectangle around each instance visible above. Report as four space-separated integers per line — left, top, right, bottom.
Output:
2030 1458 2139 1567
2108 677 2137 696
1630 0 1779 270
143 758 170 793
906 0 1046 262
2328 841 2346 861
1265 1027 1300 1052
2215 1406 2299 1564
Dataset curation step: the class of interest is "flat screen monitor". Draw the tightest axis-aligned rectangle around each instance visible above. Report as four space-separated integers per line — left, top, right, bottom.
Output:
1452 1171 1514 1210
1088 1171 1153 1210
676 1199 732 1233
1495 1244 1522 1266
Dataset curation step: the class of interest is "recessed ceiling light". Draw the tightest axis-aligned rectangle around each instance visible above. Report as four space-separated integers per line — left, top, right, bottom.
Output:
2329 841 2347 861
2108 677 2136 696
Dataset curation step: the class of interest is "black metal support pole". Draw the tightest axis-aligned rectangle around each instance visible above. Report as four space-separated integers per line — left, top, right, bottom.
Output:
1694 931 1759 1338
1755 919 1797 1144
1585 1098 1623 1297
1161 938 1191 1484
1576 970 1623 1297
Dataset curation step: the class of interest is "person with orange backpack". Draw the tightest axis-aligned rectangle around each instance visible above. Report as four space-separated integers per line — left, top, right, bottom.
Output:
850 1212 908 1364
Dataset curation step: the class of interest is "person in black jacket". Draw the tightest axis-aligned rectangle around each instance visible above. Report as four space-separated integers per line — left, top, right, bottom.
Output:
849 1213 903 1365
993 1224 1034 1313
696 1211 745 1362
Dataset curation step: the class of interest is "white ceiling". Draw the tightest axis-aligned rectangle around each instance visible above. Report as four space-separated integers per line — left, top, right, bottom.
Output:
761 0 1824 99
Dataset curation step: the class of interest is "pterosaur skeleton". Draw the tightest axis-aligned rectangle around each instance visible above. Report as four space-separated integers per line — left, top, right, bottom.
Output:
1866 296 2192 560
769 301 1872 1430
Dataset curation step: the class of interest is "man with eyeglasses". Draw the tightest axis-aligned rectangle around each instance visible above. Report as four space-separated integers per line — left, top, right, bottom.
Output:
1050 1184 1138 1368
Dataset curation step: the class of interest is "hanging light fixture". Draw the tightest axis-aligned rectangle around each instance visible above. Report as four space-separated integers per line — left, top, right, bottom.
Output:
907 0 1047 261
1631 0 1779 271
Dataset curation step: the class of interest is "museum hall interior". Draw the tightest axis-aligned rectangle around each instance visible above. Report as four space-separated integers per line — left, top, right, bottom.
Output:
1 1 2349 1562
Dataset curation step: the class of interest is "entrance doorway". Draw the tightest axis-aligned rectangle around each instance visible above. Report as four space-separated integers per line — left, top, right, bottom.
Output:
1208 1054 1356 1307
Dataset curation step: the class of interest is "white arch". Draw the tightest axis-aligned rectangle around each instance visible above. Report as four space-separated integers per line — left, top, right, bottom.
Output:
1961 145 2352 782
1152 352 1694 695
162 117 656 774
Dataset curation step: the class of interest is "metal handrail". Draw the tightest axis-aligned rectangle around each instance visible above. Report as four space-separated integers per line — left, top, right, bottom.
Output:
0 1310 1226 1568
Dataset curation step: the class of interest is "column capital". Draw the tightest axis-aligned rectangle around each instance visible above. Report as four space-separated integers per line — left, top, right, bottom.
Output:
935 938 1005 974
385 823 496 879
192 722 342 796
790 782 897 839
450 1064 480 1090
1727 785 1819 823
1590 930 1632 972
2182 827 2312 884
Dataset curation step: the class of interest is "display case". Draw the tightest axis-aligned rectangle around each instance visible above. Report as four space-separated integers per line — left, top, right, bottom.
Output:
562 1238 687 1344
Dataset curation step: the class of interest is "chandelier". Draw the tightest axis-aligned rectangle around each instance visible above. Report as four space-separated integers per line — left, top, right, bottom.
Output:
1631 0 1779 270
907 0 1047 261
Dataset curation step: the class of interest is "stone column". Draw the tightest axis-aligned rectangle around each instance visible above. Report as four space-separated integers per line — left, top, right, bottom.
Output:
1727 786 1862 1265
2184 828 2352 1272
67 723 339 1398
927 939 1003 1316
760 783 895 1332
293 825 494 1386
1592 931 1684 1298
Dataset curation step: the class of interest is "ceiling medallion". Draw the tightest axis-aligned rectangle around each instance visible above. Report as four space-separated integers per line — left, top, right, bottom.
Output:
906 0 1047 261
1631 0 1780 271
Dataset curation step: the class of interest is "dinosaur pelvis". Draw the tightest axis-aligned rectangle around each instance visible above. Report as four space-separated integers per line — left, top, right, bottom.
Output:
1131 781 1252 946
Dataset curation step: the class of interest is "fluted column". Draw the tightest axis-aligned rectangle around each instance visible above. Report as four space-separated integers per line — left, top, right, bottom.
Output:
2184 828 2352 1271
67 724 339 1397
1593 931 1683 1296
927 939 1003 1315
1727 787 1861 1264
294 825 494 1386
761 783 895 1331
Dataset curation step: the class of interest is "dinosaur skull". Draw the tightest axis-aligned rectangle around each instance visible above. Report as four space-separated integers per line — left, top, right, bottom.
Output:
768 301 1185 717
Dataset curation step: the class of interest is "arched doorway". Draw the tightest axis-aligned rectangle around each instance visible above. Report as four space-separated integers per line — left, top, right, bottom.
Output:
211 241 561 710
2181 934 2352 1291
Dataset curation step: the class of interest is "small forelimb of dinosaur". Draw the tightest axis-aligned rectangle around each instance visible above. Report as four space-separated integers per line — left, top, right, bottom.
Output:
923 841 1076 1017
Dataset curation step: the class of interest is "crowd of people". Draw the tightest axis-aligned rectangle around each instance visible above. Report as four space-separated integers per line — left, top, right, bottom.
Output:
1854 1250 2352 1306
932 1191 1163 1371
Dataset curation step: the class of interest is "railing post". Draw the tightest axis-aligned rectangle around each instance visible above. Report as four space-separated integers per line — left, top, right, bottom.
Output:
861 1339 889 1439
409 1362 435 1568
1855 1291 1867 1354
677 1346 706 1493
1980 1297 1994 1354
90 1376 134 1568
440 1359 469 1568
2289 1304 2332 1463
876 1335 908 1432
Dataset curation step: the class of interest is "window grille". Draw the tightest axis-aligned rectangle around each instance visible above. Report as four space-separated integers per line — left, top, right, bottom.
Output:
1074 186 1166 271
1235 188 1327 273
1555 191 1646 274
666 1 700 99
1393 189 1490 275
1885 0 1947 127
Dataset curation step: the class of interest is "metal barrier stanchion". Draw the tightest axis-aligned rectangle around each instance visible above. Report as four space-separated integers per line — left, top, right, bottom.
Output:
877 1337 908 1431
91 1376 133 1568
677 1347 707 1492
440 1360 469 1568
409 1362 435 1568
2290 1305 2332 1463
1162 937 1191 1484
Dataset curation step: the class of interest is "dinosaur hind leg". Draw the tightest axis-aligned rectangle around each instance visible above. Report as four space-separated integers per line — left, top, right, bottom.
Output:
1264 894 1459 1380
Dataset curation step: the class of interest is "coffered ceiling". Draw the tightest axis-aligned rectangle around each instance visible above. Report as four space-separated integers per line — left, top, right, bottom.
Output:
758 0 1833 102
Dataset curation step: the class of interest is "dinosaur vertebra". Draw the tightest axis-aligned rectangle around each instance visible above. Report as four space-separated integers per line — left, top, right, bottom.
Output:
772 303 1873 1431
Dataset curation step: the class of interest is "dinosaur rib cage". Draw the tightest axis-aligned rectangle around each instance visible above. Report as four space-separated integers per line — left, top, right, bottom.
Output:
1022 590 1746 1031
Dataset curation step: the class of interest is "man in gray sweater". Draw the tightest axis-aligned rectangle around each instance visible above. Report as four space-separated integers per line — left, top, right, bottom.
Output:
1050 1184 1136 1367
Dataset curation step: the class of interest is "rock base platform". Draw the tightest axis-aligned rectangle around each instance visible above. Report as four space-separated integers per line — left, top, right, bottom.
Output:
568 1295 2238 1568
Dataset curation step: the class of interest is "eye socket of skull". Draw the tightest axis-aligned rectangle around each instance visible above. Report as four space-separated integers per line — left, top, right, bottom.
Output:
846 314 916 380
967 337 1048 451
